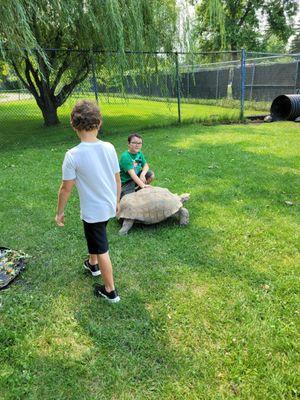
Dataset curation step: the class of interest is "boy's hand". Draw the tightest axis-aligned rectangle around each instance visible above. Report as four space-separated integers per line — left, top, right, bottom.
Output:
140 172 146 183
55 213 65 227
116 202 120 214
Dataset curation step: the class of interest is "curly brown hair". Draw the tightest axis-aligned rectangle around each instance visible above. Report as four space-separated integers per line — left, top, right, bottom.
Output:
70 100 102 132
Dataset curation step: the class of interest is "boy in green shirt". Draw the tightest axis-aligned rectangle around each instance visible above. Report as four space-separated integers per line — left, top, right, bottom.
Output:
119 133 155 197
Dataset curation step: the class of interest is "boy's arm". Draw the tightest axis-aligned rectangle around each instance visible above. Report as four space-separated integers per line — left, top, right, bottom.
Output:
55 179 75 226
140 163 149 182
139 152 149 182
115 172 121 213
127 169 149 189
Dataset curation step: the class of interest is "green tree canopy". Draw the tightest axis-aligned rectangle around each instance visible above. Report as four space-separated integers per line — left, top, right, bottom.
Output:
192 0 298 53
290 21 300 54
0 0 178 125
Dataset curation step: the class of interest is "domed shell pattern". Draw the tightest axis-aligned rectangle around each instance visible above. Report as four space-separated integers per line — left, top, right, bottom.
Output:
118 187 183 224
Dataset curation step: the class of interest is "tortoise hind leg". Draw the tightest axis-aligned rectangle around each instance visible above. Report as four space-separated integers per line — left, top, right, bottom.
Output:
179 207 189 225
119 219 134 235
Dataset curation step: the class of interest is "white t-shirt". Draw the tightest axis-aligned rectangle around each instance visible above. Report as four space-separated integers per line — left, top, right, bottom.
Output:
62 140 120 223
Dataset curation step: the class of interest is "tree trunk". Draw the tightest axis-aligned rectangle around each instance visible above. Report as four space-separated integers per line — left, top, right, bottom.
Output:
11 53 89 127
38 85 60 126
41 105 60 126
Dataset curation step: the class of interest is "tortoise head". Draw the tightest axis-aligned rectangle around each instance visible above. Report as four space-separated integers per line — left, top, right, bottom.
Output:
179 193 190 203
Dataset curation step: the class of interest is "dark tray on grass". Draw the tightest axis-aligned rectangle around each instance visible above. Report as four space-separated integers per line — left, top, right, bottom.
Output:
0 247 27 290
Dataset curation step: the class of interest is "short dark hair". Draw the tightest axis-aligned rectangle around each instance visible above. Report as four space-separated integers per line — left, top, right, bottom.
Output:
128 133 142 143
70 100 102 132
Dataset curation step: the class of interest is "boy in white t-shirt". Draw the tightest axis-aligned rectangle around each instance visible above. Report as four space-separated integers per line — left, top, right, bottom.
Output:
55 100 121 303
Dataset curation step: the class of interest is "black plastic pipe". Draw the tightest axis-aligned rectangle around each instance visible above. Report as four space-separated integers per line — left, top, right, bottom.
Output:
270 94 300 120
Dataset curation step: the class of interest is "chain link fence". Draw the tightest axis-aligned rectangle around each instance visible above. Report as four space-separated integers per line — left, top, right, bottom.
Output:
235 52 300 119
0 49 299 131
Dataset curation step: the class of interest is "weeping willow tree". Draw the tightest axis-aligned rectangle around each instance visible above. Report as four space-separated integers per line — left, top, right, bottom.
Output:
0 0 226 126
0 0 179 126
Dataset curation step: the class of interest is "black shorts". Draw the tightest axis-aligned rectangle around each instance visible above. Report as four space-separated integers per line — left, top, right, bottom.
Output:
82 220 109 254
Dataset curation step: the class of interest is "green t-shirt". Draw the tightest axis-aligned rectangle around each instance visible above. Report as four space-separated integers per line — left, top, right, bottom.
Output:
119 150 147 184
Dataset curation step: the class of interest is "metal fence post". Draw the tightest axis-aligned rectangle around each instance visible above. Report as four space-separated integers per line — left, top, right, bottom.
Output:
249 61 255 101
295 60 300 94
216 68 219 99
175 52 181 123
91 55 99 104
240 48 246 120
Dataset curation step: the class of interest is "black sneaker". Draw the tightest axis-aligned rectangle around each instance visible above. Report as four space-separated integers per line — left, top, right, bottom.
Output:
83 260 101 277
94 284 120 303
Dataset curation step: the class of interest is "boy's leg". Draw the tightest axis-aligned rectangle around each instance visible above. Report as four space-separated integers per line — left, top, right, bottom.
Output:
145 170 155 184
120 171 154 198
82 220 107 277
83 220 119 302
121 180 136 198
89 254 98 265
97 251 115 292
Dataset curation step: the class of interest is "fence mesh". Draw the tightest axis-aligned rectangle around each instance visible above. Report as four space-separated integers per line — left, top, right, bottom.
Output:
235 53 300 117
0 49 299 131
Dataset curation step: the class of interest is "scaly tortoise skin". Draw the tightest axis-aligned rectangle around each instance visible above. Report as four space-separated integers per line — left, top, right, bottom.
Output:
117 186 190 234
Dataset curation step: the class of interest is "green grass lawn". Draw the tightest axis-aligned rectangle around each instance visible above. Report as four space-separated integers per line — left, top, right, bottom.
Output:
0 117 299 399
0 95 268 134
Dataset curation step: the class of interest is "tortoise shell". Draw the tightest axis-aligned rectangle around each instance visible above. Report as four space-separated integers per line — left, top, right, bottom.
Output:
118 187 183 224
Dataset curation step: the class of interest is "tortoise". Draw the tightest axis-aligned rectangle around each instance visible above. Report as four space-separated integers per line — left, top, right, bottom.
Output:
117 186 190 235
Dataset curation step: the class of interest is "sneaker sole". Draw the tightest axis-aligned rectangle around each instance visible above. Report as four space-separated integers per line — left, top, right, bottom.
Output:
83 264 101 277
94 288 120 303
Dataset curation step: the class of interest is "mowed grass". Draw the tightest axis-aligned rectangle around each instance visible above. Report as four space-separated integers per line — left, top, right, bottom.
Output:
0 114 299 399
0 95 267 135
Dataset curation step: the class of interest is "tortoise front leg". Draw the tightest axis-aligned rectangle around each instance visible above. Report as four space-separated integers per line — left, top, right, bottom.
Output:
179 207 189 225
119 219 134 235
